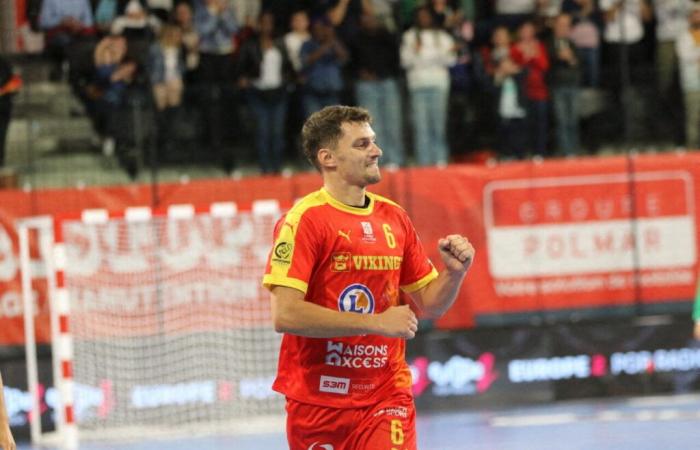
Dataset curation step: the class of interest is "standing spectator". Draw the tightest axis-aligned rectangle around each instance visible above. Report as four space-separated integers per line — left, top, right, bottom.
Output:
323 0 374 44
477 26 528 158
511 20 550 156
401 6 456 166
283 9 311 163
173 1 200 82
599 0 652 88
563 0 602 87
38 0 96 80
237 12 293 174
149 24 186 155
351 12 404 168
653 0 689 96
284 10 311 75
548 13 581 156
0 56 21 168
300 18 349 117
676 5 700 148
193 0 238 172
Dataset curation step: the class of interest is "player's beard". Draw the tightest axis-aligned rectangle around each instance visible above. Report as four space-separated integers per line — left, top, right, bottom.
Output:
365 163 381 185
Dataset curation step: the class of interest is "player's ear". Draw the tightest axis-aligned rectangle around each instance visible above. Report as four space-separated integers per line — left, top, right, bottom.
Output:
318 147 337 170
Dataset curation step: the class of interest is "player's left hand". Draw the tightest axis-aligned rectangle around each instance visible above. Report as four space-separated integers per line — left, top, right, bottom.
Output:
437 235 474 273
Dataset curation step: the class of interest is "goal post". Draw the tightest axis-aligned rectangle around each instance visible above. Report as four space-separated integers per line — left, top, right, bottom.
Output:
20 201 285 448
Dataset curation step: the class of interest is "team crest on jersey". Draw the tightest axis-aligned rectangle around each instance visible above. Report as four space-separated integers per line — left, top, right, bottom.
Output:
360 221 376 243
338 284 375 314
331 252 351 272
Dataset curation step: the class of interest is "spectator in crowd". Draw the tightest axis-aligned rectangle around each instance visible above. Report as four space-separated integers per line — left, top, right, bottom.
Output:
563 0 602 87
548 13 581 156
0 56 21 168
283 9 311 162
38 0 96 81
284 9 311 75
675 5 700 149
599 0 652 88
237 12 293 174
193 0 238 172
88 34 131 156
511 20 550 156
401 6 456 166
351 12 404 168
173 1 200 82
300 17 349 117
149 24 186 155
652 0 689 97
478 25 528 159
111 0 161 42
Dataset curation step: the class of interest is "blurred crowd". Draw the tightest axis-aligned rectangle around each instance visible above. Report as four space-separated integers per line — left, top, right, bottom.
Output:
10 0 700 176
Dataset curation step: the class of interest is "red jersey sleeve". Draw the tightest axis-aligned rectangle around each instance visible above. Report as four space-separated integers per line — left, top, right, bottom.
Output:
399 214 438 293
262 211 320 294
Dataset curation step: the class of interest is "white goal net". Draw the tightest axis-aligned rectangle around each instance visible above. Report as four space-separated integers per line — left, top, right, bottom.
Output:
25 203 285 445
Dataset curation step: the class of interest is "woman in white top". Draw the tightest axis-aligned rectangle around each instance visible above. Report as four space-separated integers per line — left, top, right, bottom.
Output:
400 6 456 166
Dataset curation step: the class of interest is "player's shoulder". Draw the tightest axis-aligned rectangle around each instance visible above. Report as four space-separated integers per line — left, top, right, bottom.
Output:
284 189 329 225
368 192 405 213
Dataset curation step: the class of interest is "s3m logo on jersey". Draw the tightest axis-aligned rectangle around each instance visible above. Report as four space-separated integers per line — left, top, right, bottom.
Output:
338 284 375 314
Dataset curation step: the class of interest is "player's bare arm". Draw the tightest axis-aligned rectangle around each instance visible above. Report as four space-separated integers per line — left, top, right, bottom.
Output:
410 234 475 318
0 373 17 450
271 286 418 339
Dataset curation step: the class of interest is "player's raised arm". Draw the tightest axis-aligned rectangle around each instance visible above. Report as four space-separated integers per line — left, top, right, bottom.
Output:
0 372 16 450
409 234 475 319
270 286 418 339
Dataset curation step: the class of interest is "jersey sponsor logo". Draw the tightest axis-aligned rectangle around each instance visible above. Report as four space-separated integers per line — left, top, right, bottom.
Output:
352 255 403 271
361 221 376 243
325 341 389 369
308 442 335 450
331 252 351 272
338 284 375 314
272 242 293 265
319 375 350 395
337 229 352 242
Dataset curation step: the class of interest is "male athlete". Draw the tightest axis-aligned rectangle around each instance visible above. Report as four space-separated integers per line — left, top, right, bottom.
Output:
262 106 474 450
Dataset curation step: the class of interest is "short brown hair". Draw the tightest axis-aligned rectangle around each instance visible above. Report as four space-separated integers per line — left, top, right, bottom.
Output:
301 105 372 171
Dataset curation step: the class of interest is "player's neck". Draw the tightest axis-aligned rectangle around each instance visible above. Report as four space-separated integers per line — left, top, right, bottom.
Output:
323 181 367 207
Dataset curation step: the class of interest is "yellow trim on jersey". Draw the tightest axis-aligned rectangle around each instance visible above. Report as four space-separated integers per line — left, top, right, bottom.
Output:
262 274 309 294
264 190 327 292
401 267 439 293
369 191 403 210
320 187 375 215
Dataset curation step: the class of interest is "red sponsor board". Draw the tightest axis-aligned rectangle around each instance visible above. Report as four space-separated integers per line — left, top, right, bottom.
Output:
1 153 699 344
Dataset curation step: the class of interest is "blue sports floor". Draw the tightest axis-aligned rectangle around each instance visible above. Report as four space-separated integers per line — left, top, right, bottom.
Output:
18 393 700 450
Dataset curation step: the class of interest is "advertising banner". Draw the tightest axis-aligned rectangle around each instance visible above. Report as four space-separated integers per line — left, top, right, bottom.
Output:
1 154 699 344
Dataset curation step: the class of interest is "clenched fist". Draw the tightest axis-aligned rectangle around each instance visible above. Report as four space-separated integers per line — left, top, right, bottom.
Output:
438 235 475 273
377 305 418 339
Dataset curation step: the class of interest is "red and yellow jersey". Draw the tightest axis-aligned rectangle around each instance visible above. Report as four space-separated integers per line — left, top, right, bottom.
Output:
262 187 438 408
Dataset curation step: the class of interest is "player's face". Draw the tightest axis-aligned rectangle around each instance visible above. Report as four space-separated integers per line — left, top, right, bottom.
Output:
333 121 383 187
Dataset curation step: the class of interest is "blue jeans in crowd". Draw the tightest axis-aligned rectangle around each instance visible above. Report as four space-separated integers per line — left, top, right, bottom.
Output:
355 78 405 167
409 86 449 166
552 86 580 156
246 88 288 174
